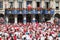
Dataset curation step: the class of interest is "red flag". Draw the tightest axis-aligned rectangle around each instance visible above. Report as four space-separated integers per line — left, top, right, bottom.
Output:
27 4 32 11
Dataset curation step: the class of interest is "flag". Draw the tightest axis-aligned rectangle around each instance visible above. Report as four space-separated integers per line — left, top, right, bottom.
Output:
50 9 54 14
27 4 32 11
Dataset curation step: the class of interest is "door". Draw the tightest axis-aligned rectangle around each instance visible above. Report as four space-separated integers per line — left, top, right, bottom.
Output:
17 14 23 23
35 14 39 22
8 14 14 23
26 14 32 22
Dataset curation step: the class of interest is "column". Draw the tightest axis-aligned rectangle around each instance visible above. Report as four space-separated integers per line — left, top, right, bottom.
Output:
3 0 5 10
59 1 60 14
14 0 18 8
32 0 37 8
52 0 55 9
53 0 56 17
6 16 8 23
32 15 36 23
15 15 17 23
22 0 26 8
23 15 26 24
50 0 55 9
50 0 53 8
41 0 45 8
5 1 10 8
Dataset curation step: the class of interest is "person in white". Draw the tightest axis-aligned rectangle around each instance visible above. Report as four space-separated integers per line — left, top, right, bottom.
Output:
40 34 46 40
48 35 53 40
22 32 31 40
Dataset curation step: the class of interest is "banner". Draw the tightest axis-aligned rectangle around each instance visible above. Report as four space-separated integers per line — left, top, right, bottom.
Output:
32 10 38 14
45 10 48 14
50 9 54 14
28 11 32 14
12 10 18 14
22 10 28 14
5 10 12 14
42 10 45 14
40 10 43 14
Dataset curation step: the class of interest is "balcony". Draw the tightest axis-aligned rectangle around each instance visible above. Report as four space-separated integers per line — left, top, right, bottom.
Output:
5 8 54 14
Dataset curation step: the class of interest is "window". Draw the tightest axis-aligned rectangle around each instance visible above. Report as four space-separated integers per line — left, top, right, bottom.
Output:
56 2 59 10
26 1 32 7
45 0 50 8
17 0 22 8
37 2 40 7
10 2 14 8
18 2 22 8
0 2 3 10
8 0 14 8
45 2 50 8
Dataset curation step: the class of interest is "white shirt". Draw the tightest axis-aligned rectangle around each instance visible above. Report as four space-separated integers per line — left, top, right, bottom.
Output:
41 36 45 40
14 32 20 36
26 35 31 40
48 36 53 40
22 35 31 40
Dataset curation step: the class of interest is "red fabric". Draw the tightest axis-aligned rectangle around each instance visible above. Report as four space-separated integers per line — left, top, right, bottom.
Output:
0 37 2 40
27 4 32 11
14 35 17 40
7 36 11 40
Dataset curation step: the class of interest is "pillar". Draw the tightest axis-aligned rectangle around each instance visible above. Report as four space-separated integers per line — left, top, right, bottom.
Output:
49 0 52 14
32 15 36 23
15 15 17 23
22 0 26 8
59 1 60 14
32 0 37 8
53 0 55 9
41 0 45 8
5 1 10 8
14 0 18 8
6 16 8 23
50 0 55 9
23 15 26 24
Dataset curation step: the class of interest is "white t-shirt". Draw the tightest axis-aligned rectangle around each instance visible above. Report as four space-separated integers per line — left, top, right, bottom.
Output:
26 35 31 40
14 32 20 36
48 36 53 40
22 35 31 40
41 36 45 40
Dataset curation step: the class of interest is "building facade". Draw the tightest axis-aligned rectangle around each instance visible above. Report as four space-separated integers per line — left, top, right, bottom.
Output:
0 0 60 24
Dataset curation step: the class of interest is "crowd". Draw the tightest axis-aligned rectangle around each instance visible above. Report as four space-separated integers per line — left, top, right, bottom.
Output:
0 21 60 40
0 17 60 40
